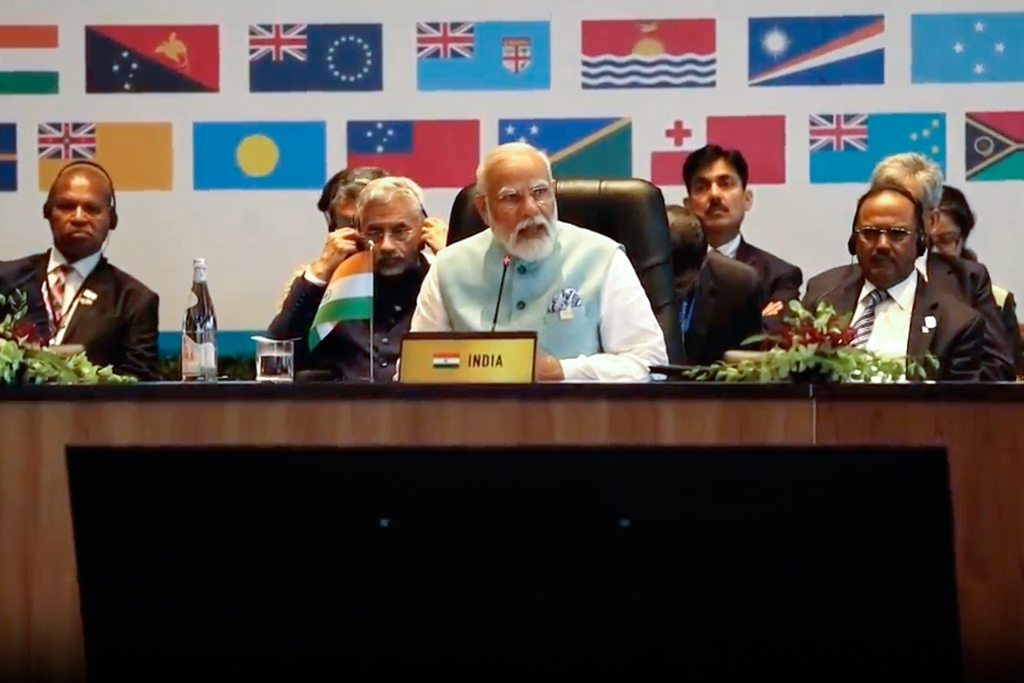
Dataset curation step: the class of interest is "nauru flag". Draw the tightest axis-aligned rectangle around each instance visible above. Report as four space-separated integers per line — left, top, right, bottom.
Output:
309 251 373 350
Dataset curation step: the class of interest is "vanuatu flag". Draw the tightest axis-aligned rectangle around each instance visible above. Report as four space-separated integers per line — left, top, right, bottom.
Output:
85 25 219 93
497 117 632 178
966 112 1024 181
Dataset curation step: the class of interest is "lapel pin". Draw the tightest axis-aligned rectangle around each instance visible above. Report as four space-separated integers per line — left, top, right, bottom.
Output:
924 315 937 329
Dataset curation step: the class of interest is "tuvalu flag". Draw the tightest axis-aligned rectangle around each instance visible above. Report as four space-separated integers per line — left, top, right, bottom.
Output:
0 123 15 191
37 121 173 191
86 25 219 93
498 117 632 178
309 251 373 350
347 119 479 188
0 25 59 94
581 19 716 89
966 112 1024 181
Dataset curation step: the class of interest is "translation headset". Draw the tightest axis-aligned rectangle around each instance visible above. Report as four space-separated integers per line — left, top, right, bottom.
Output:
42 160 119 230
847 183 927 258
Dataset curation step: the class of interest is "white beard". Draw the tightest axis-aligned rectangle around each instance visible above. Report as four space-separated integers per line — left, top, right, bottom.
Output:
489 206 559 262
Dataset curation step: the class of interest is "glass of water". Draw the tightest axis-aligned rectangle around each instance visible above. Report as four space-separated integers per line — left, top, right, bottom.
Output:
252 336 294 383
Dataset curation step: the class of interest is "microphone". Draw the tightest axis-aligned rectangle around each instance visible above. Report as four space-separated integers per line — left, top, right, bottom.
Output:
491 254 511 333
365 239 376 382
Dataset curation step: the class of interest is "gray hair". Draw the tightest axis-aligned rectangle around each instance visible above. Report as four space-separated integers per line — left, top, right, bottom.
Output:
475 142 553 195
869 153 944 211
355 176 427 219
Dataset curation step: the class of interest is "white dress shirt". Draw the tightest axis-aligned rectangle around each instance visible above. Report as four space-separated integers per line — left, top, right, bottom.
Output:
708 232 742 260
852 271 918 358
46 248 102 345
410 248 668 382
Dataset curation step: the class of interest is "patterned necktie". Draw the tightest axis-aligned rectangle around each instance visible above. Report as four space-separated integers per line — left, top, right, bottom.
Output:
850 288 889 348
48 264 70 327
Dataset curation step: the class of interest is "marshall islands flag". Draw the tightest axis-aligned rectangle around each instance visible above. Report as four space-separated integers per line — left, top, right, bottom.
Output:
309 251 373 350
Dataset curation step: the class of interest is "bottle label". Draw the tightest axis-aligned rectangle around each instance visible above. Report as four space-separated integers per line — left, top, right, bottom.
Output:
182 337 216 376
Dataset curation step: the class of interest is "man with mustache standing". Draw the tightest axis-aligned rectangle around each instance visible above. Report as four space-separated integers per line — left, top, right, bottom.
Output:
409 142 668 381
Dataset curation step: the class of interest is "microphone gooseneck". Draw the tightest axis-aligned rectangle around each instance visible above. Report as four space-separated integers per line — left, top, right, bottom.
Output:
491 254 511 333
366 239 376 383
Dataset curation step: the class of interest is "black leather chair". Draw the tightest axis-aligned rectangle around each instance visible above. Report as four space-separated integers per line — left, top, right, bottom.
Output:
447 178 684 363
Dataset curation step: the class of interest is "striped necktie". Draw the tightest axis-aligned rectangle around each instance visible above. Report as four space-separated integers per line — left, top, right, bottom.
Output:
850 288 889 348
48 264 70 328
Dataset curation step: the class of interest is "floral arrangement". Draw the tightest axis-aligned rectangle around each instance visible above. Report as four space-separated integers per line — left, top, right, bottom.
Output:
0 290 136 385
679 300 938 383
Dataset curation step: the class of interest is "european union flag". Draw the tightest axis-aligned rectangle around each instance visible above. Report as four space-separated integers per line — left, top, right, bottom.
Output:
912 13 1024 83
192 121 326 190
808 113 946 184
499 117 632 178
417 21 549 91
248 24 382 92
0 123 15 191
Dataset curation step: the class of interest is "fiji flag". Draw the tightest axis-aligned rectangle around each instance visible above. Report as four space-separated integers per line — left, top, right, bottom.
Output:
0 123 15 191
417 21 550 91
808 113 946 184
498 118 631 178
192 121 326 190
249 24 382 92
749 15 885 86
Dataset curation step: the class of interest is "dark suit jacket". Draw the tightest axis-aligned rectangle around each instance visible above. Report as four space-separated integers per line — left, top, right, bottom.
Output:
677 251 763 366
803 265 984 381
0 252 159 380
996 289 1024 375
267 256 429 382
925 253 1015 381
735 238 803 307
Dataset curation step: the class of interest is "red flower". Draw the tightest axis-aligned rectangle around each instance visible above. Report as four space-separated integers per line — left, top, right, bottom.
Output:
9 319 44 346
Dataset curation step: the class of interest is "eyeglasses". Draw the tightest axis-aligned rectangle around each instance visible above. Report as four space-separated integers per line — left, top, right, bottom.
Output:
362 225 417 243
854 226 915 243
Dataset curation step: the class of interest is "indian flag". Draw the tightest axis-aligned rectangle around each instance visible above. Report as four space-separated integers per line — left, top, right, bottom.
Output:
309 251 373 350
0 25 59 94
432 352 460 369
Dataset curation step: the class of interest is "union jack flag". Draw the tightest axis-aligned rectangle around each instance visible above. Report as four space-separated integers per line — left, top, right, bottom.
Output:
38 122 96 160
416 22 474 59
809 114 868 152
249 24 308 62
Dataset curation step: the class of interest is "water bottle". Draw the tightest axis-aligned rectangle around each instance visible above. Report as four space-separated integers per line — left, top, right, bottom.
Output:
181 258 218 381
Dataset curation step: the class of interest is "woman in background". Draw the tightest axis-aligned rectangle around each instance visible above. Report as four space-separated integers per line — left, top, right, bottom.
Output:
930 185 1024 375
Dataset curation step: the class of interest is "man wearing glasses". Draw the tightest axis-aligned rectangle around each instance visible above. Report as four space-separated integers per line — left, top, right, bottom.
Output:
802 184 984 380
268 174 442 381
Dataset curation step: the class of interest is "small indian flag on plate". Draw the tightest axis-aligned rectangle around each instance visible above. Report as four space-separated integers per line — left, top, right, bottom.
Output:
308 251 373 350
432 352 460 369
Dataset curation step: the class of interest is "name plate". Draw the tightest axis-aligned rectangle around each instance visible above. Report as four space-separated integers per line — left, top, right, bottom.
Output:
398 332 537 384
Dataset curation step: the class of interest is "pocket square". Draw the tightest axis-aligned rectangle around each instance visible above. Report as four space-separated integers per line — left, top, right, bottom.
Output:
548 288 583 313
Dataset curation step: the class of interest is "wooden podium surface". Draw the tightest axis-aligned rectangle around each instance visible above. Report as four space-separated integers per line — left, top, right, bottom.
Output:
1 382 1022 680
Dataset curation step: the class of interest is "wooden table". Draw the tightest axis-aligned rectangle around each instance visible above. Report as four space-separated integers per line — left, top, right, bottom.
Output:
1 382 1021 680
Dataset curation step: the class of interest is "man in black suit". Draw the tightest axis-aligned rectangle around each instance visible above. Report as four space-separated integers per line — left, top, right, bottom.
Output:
666 204 762 365
0 161 159 380
682 145 802 326
869 152 1014 380
803 184 983 381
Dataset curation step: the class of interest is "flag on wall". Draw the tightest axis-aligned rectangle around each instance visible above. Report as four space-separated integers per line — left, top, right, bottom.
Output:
309 251 373 350
499 118 632 178
650 116 786 185
748 15 885 86
580 19 716 89
37 122 173 191
347 119 478 188
0 25 59 94
966 112 1024 181
85 25 219 93
912 13 1024 83
417 21 550 90
808 113 946 184
0 123 15 191
193 121 325 190
248 24 383 92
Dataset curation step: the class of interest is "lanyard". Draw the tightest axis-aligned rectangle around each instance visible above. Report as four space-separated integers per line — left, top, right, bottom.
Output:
680 295 697 334
41 269 87 343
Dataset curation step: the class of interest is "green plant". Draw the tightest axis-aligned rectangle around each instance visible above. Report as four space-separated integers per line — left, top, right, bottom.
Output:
0 290 136 385
679 300 938 382
155 355 256 381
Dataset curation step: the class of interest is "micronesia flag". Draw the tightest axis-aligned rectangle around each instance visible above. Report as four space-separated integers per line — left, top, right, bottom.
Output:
416 21 550 90
248 23 383 92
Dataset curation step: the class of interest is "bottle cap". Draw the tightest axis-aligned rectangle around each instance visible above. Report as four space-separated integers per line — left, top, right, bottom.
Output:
193 258 206 266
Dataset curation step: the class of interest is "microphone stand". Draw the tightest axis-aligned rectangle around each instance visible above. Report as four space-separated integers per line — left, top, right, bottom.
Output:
367 240 376 383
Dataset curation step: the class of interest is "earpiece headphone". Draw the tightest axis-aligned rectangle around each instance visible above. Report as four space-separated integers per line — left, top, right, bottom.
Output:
847 184 927 258
43 160 118 230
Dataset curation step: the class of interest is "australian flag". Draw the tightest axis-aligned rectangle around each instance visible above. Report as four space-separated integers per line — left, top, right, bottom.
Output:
248 23 383 92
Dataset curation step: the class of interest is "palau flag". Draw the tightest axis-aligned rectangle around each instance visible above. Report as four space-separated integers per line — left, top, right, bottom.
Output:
498 118 632 178
748 15 885 86
966 112 1024 181
808 113 946 184
0 123 15 191
347 119 479 188
37 121 173 191
417 21 550 91
193 121 326 190
0 25 59 94
85 24 220 93
248 24 383 92
912 13 1024 83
